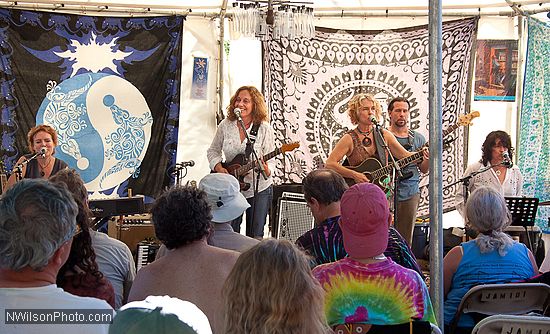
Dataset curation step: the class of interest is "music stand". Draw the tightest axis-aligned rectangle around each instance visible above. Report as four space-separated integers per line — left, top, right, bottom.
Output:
505 197 540 252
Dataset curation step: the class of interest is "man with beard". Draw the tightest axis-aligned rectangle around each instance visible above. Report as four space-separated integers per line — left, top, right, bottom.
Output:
387 97 429 246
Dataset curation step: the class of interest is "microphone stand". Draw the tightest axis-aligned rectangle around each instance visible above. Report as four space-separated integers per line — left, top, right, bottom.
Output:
445 160 511 238
373 122 404 179
236 113 267 237
13 151 42 181
172 164 188 186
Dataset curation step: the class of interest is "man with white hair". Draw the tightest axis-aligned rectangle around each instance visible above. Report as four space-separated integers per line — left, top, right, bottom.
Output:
0 179 112 334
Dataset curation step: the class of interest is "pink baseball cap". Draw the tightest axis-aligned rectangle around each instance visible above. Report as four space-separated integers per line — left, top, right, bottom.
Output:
339 183 389 258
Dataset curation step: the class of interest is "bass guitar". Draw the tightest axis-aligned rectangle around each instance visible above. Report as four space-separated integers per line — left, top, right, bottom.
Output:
344 111 480 190
219 141 300 191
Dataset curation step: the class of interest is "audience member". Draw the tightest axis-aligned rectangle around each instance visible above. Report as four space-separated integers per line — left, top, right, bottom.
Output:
296 169 423 276
0 179 112 334
128 185 239 334
90 229 136 309
444 186 537 331
312 183 436 329
110 295 212 334
50 169 115 308
223 239 332 334
200 173 259 252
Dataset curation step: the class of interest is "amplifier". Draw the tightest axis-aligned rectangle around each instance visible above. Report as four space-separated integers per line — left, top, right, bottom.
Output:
116 215 157 260
89 196 145 217
276 192 314 243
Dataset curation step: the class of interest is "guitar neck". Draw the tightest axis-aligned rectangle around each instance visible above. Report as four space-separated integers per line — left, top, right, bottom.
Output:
236 148 281 176
423 123 460 148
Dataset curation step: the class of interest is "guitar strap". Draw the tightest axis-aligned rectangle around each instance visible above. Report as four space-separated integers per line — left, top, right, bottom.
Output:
244 123 261 161
407 129 415 150
372 129 388 166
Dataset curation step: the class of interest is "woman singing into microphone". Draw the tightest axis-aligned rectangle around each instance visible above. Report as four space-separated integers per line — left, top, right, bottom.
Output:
207 86 275 239
6 124 68 189
455 130 523 216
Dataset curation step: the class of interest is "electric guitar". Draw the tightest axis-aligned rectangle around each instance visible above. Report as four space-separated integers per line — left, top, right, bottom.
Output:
344 111 480 190
219 142 300 191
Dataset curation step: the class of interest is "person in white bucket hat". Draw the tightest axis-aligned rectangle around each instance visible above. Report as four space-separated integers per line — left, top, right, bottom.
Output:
199 173 259 253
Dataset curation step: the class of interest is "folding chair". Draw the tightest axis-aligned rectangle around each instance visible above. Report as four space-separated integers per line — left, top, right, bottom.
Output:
472 315 550 334
448 283 550 334
333 320 438 334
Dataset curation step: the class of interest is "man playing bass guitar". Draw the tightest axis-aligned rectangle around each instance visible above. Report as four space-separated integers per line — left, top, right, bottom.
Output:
326 93 422 188
387 97 429 246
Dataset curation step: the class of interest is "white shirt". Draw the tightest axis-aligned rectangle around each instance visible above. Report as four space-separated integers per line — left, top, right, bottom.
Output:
455 160 523 216
0 284 112 334
90 230 136 309
207 119 275 198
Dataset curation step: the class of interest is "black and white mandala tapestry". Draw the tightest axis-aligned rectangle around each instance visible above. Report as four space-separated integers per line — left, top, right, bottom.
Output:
263 18 478 215
0 9 183 201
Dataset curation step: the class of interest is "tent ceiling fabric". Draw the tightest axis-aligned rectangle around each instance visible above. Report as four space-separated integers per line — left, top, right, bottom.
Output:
1 0 549 16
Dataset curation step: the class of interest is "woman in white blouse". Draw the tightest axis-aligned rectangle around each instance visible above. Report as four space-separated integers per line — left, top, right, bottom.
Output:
455 130 523 216
207 86 275 239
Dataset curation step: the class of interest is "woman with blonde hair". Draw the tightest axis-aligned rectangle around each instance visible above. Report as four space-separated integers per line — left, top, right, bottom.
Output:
207 85 275 239
223 239 331 334
326 93 418 185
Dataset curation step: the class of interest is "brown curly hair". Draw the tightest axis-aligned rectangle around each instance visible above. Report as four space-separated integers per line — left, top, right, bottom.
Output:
481 130 514 166
50 169 104 288
226 86 269 123
27 124 58 153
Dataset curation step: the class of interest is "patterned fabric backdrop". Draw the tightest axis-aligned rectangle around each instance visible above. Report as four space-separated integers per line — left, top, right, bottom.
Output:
263 18 478 214
519 18 550 232
0 9 183 200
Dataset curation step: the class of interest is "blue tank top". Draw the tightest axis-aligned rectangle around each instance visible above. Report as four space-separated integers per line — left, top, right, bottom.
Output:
443 239 534 328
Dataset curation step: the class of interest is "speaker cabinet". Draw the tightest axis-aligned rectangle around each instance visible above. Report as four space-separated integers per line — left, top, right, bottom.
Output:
276 192 314 243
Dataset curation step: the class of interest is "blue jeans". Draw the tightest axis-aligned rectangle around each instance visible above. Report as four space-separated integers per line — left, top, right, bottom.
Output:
230 185 273 238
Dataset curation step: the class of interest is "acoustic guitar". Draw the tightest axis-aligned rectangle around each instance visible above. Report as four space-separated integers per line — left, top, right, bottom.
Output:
219 141 300 191
344 111 480 190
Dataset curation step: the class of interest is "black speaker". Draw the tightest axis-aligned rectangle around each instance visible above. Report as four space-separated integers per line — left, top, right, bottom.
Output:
275 192 314 243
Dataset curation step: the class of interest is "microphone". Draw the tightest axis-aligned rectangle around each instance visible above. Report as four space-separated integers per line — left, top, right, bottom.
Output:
502 151 512 168
370 116 381 127
40 147 47 158
234 108 243 121
177 160 195 168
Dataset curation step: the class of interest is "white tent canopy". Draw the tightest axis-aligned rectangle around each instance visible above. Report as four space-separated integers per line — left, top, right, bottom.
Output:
1 0 548 326
2 0 549 16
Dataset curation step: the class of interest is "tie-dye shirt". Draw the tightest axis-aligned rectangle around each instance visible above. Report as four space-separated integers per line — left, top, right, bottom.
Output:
313 257 436 326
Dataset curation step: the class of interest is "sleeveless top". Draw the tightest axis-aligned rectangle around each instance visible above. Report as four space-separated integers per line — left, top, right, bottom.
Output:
346 129 388 167
24 155 68 179
443 240 534 328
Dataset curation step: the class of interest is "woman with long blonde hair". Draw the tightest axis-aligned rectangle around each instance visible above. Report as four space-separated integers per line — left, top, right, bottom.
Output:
223 239 331 334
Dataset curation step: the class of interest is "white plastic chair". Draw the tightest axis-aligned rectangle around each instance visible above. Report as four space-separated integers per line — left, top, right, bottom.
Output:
448 283 550 334
472 314 550 334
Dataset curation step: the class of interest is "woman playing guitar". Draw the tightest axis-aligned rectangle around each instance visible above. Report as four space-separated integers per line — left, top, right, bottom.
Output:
325 93 423 186
207 86 275 239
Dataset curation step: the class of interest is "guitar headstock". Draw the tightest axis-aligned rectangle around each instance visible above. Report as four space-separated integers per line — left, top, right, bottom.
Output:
457 111 480 127
281 141 300 153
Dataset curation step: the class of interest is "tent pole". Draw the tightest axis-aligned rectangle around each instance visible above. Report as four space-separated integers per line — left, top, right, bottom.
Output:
217 0 229 124
515 15 525 159
428 0 445 328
